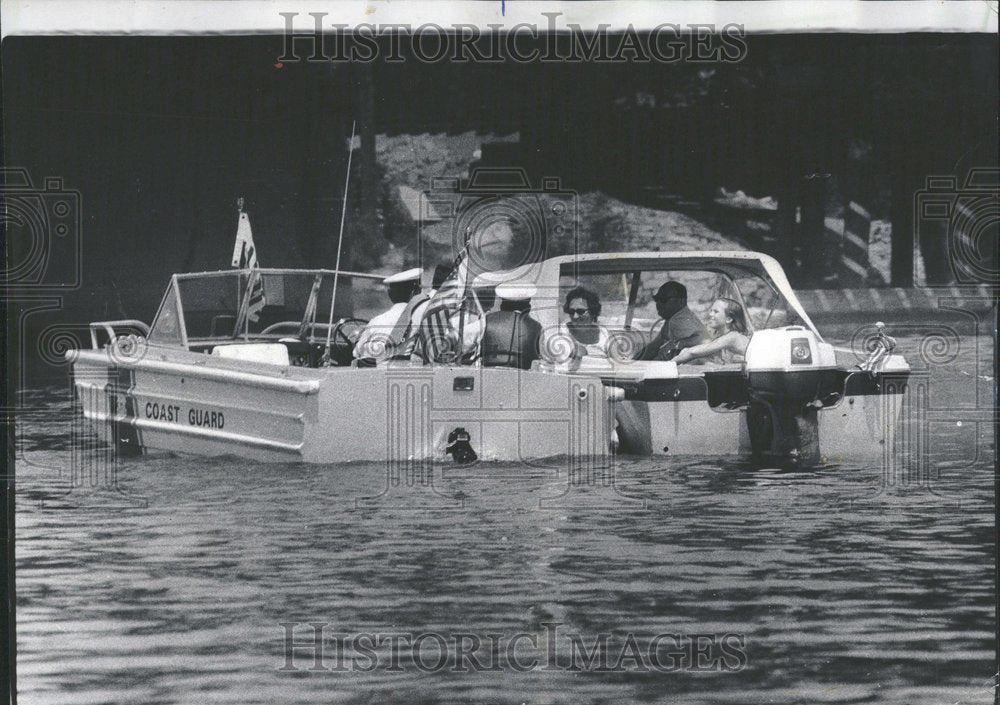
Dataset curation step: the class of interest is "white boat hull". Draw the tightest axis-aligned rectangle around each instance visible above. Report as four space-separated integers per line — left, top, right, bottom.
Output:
72 347 616 463
71 345 903 465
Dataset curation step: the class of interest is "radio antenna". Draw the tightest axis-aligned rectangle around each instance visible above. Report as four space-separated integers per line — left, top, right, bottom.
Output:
323 119 357 364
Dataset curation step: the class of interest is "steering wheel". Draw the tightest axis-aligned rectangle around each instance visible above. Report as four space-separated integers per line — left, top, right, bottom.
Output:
647 317 666 342
261 318 369 349
326 318 368 347
260 320 302 336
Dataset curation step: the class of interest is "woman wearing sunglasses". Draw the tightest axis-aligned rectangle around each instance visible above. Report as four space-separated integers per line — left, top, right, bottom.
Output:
562 286 609 358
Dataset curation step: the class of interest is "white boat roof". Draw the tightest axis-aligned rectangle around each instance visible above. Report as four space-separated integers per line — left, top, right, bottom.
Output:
479 251 820 336
546 249 774 265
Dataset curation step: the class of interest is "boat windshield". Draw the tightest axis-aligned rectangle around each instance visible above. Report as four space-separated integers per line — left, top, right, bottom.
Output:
148 270 385 347
554 266 805 338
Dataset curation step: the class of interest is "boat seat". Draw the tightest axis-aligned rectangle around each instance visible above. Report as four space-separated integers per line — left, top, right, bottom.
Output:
211 343 290 367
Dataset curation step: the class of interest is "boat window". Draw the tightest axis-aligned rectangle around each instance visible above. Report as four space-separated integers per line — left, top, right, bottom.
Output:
148 280 184 345
730 271 804 330
170 271 386 343
557 269 739 335
240 272 317 336
175 272 243 339
312 275 385 330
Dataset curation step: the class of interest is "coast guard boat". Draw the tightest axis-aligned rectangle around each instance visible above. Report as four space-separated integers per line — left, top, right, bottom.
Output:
69 250 909 466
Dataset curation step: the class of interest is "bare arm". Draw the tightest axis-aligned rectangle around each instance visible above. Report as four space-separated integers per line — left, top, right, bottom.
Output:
673 332 747 364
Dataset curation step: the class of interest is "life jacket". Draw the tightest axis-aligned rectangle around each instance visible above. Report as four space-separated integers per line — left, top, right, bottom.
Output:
480 311 542 370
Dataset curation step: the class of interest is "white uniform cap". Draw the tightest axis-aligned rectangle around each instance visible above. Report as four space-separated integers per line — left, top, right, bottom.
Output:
495 282 537 302
382 268 422 285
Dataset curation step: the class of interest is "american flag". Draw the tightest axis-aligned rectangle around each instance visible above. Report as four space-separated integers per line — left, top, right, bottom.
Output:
416 246 470 362
231 206 266 323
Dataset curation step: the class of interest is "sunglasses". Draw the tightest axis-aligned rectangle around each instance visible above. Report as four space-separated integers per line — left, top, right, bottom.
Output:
566 308 591 317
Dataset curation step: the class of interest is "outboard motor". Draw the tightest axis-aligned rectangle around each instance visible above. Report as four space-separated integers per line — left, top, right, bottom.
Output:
743 326 839 466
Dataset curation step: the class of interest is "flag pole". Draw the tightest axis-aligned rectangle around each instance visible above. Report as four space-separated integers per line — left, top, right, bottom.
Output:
322 119 357 365
455 226 472 363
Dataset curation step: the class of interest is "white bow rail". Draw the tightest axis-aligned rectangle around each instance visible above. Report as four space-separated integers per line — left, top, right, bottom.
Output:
88 319 152 349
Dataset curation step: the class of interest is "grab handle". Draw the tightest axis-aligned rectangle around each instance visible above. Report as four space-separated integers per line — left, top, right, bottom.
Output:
89 319 151 349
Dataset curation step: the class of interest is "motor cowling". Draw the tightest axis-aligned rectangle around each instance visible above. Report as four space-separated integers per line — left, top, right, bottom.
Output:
744 327 838 404
743 327 838 466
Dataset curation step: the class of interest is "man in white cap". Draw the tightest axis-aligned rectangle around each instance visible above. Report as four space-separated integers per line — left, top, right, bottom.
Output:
353 268 428 363
467 282 542 370
408 263 451 337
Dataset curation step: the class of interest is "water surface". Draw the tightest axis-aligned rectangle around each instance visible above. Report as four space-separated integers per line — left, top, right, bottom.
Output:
15 335 996 704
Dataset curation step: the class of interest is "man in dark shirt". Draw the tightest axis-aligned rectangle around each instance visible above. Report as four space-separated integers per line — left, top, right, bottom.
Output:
641 281 708 361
